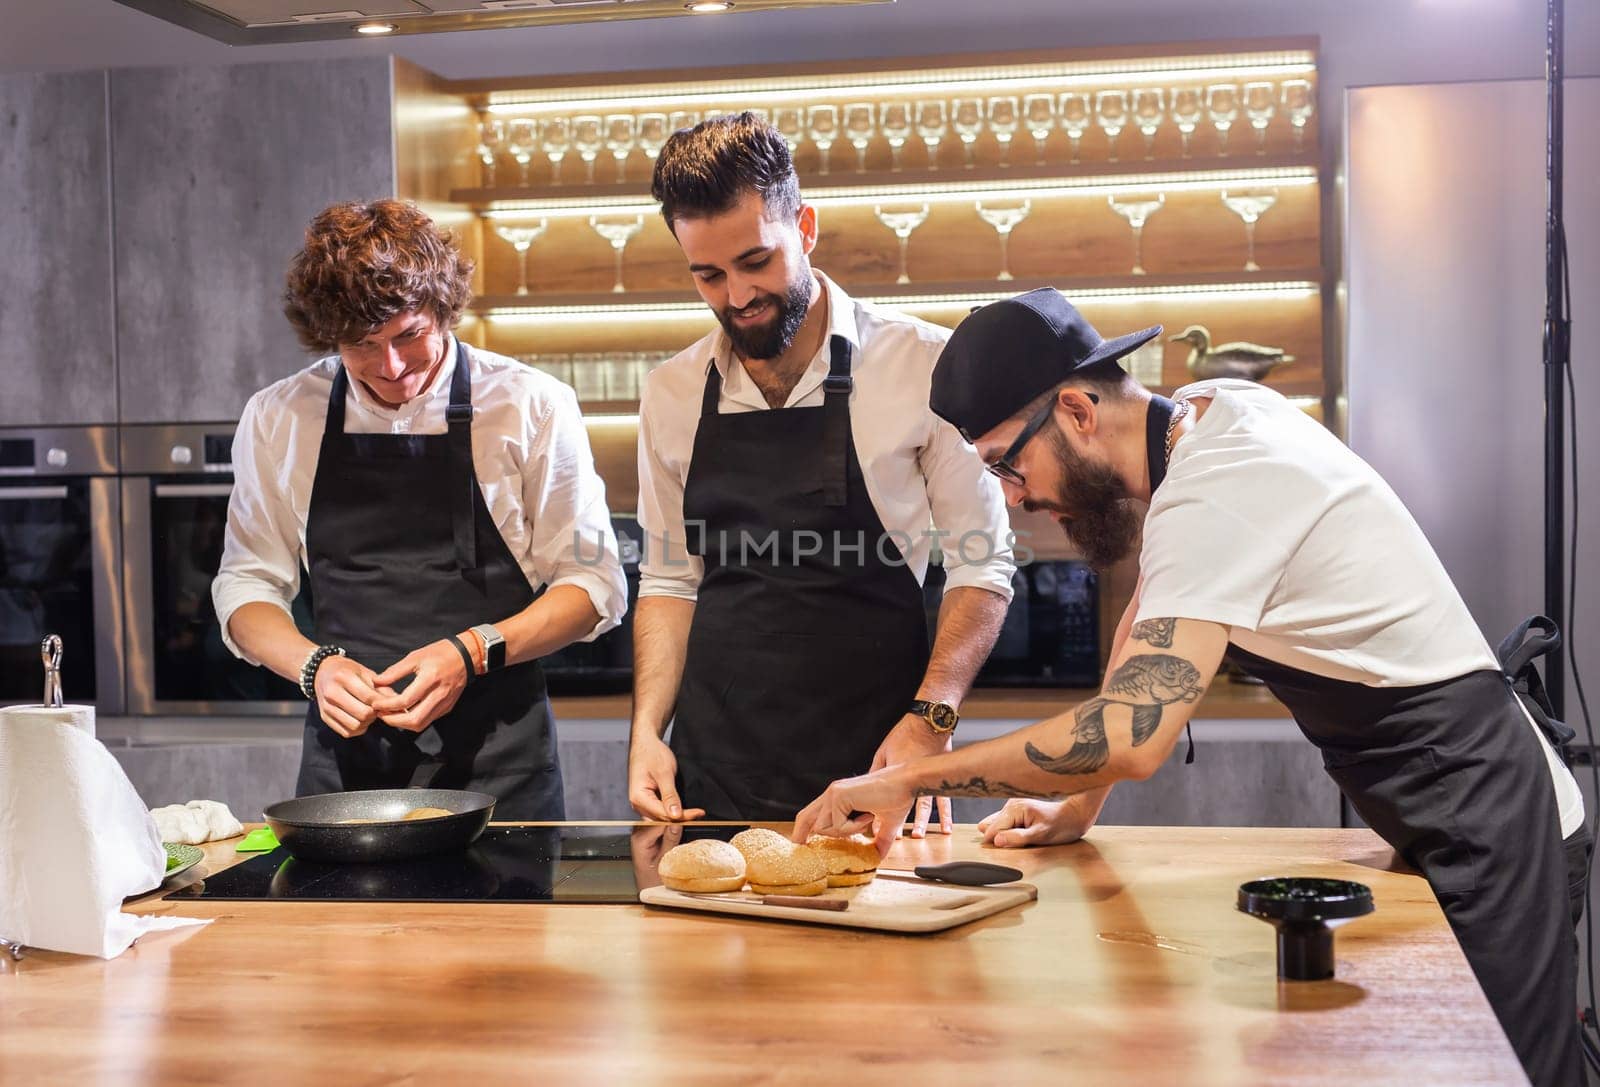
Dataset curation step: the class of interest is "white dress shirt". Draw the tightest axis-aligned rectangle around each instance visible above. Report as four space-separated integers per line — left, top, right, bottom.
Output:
213 336 627 664
637 272 1016 603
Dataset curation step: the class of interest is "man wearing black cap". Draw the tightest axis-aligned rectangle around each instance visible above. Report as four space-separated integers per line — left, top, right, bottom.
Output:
794 288 1590 1087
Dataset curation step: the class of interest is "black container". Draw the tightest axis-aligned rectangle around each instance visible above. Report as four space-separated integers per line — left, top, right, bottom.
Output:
1237 877 1375 981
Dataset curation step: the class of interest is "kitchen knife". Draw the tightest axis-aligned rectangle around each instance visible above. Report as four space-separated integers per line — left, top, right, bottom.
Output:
680 892 849 911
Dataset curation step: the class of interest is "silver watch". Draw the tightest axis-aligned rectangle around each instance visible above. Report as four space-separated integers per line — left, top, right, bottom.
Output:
470 623 506 672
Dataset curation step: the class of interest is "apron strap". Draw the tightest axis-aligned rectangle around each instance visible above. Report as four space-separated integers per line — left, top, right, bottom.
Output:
324 364 351 432
1496 614 1576 752
1145 394 1177 492
445 339 478 573
700 356 723 417
821 335 853 508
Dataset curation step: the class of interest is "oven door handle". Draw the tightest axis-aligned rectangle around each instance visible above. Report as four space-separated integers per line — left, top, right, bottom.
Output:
0 485 70 501
153 483 234 498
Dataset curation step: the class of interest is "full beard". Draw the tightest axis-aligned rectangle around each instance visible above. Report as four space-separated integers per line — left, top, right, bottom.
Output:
716 273 813 361
1025 421 1143 570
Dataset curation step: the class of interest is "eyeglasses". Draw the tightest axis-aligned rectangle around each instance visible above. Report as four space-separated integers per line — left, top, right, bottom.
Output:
983 390 1095 487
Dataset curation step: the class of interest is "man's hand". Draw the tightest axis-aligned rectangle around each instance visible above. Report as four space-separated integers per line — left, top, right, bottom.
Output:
978 796 1099 849
627 732 705 822
792 764 918 858
370 640 470 733
312 655 388 738
870 714 953 838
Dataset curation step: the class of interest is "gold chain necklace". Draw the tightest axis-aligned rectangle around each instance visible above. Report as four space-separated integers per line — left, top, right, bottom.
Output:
1164 399 1192 461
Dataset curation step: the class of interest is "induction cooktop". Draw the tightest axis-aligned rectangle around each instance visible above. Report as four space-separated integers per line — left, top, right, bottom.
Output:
167 824 754 903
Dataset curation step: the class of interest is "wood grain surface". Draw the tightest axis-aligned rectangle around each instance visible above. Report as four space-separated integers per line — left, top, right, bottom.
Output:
0 825 1519 1087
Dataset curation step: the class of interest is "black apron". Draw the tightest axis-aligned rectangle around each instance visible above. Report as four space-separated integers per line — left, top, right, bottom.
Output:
1224 632 1585 1087
296 341 564 821
670 336 931 820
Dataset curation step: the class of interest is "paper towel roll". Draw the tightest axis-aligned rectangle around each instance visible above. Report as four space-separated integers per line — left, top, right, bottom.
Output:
0 704 96 738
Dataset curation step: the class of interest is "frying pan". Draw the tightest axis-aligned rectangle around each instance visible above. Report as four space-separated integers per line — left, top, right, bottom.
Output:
262 788 496 864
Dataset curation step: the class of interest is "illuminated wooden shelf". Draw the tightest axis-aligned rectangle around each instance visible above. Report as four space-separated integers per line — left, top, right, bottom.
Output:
457 155 1319 214
470 269 1324 318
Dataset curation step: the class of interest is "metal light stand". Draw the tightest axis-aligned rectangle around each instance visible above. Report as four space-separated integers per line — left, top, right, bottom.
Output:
1543 0 1570 718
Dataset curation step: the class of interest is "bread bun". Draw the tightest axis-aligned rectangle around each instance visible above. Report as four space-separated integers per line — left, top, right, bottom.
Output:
749 877 829 896
729 827 790 863
741 835 828 896
806 834 880 886
659 839 746 894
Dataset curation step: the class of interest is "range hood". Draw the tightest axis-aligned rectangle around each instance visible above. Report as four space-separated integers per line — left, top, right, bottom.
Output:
111 0 890 44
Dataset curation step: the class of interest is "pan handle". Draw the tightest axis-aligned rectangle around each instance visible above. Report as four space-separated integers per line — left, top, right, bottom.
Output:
408 756 443 789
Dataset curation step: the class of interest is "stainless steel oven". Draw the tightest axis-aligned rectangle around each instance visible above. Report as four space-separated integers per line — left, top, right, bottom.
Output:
0 426 124 711
121 424 312 715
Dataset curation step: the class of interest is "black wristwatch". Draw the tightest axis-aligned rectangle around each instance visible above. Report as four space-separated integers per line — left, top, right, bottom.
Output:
909 699 960 736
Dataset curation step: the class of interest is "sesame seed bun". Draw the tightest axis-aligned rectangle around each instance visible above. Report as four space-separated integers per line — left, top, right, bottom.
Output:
749 877 829 897
658 839 746 894
729 827 791 864
740 835 828 893
805 834 881 886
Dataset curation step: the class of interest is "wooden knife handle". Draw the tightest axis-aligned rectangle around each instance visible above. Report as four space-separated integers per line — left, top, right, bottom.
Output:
760 895 848 911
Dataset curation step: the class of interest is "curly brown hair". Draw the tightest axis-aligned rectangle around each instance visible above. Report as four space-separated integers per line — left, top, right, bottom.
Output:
283 199 474 352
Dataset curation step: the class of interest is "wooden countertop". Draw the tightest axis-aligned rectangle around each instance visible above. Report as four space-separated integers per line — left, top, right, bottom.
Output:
2 824 1514 1084
553 679 1290 721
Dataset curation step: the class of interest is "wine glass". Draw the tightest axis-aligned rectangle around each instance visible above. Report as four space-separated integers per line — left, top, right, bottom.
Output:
1243 82 1275 154
1220 188 1278 271
637 112 670 161
808 104 839 174
916 99 948 170
475 118 504 187
880 101 913 171
975 200 1031 281
494 219 548 296
604 114 636 183
1171 87 1202 158
1107 192 1164 275
1022 93 1055 165
1059 92 1090 164
573 114 604 182
1094 90 1128 163
773 106 805 155
668 109 699 135
988 96 1020 168
873 204 930 284
844 102 876 172
1132 88 1165 159
540 116 571 185
951 98 984 168
1281 79 1314 151
505 119 537 187
590 214 645 292
1206 84 1239 157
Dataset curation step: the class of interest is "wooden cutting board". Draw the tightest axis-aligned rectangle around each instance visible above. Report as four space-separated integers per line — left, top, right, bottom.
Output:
639 873 1037 934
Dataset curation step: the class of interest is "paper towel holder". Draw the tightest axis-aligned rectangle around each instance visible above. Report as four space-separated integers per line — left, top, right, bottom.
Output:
40 635 63 709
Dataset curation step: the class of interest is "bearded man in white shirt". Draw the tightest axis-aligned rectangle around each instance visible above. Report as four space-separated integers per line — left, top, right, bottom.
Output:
213 199 627 818
796 289 1591 1087
627 113 1016 843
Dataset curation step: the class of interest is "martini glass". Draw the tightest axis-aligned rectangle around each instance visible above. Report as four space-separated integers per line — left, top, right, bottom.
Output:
1220 188 1278 271
873 204 930 284
590 214 645 292
494 219 549 295
975 200 1031 281
1107 192 1164 275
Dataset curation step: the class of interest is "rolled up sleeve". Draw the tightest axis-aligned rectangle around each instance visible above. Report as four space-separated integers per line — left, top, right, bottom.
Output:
636 373 703 602
521 385 627 642
920 415 1016 602
212 395 303 665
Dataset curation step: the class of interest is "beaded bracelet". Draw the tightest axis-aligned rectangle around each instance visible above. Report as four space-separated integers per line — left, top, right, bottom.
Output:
299 645 347 700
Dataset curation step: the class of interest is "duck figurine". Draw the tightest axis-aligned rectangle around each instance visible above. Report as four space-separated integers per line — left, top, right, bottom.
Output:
1170 324 1295 382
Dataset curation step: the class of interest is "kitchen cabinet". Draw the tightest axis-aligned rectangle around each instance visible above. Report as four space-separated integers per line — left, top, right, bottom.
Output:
110 57 396 424
0 71 116 426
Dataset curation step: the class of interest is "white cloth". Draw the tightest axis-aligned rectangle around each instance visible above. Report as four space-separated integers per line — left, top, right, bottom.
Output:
637 272 1015 602
0 708 209 959
212 335 627 664
1136 378 1583 836
150 801 244 845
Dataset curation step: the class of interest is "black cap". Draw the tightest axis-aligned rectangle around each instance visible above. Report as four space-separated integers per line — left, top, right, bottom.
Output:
930 288 1162 441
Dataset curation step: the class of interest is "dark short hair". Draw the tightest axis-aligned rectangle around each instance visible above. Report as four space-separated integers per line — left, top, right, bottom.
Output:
283 199 474 353
650 112 801 233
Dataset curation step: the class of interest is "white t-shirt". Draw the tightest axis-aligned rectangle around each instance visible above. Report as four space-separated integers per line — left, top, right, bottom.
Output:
1135 379 1582 836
